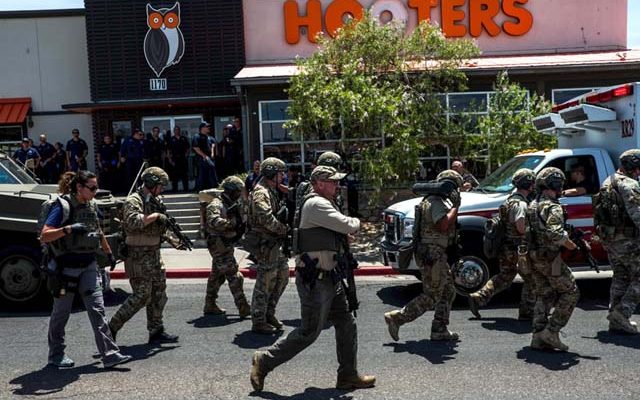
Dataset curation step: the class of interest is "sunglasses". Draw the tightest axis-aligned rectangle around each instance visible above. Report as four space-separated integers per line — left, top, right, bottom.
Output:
83 184 98 192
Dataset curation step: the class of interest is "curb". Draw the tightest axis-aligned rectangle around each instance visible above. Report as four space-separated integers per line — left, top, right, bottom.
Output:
109 266 398 280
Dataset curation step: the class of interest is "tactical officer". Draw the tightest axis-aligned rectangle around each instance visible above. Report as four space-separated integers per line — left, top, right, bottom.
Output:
203 175 251 317
599 149 640 334
250 166 375 392
468 168 536 320
40 170 131 368
528 167 579 351
108 167 182 344
384 170 463 342
246 157 290 334
295 151 343 212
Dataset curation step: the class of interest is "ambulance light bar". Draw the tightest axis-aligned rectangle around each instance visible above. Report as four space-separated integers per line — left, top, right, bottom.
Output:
559 104 617 125
532 113 565 131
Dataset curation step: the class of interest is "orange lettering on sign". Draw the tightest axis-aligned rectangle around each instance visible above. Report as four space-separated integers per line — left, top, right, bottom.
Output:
284 0 323 44
469 0 500 37
502 0 533 36
325 0 365 38
408 0 439 23
441 0 466 37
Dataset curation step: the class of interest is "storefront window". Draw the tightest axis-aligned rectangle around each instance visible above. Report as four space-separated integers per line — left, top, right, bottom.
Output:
0 125 23 144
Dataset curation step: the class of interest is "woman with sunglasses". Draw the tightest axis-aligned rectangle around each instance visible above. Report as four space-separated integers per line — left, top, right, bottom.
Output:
40 170 132 369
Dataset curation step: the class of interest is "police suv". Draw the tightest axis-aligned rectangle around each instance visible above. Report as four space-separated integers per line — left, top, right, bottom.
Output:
381 82 640 295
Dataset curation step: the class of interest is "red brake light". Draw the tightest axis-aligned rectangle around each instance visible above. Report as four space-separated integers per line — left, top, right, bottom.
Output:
552 100 579 113
585 84 634 104
613 84 633 97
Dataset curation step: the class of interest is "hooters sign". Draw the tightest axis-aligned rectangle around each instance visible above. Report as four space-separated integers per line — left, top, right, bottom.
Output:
283 0 533 44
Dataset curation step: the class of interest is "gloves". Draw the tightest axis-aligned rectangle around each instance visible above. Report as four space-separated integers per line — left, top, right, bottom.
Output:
67 223 88 234
107 253 117 271
449 189 461 208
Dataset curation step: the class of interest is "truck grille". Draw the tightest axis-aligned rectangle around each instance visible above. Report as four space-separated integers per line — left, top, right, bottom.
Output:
383 211 403 244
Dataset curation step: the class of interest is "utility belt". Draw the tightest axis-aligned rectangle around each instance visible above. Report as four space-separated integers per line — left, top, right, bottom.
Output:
529 248 560 262
296 253 339 289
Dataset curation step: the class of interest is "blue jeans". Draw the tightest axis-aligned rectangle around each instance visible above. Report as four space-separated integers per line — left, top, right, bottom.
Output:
196 159 218 191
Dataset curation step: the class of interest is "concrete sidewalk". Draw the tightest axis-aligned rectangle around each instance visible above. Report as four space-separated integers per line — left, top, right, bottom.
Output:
109 248 396 280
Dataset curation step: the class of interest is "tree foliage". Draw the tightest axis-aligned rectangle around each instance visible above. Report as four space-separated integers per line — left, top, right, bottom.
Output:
477 71 556 171
286 14 480 192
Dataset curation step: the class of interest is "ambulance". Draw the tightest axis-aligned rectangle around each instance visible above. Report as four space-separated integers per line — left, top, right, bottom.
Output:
380 82 639 295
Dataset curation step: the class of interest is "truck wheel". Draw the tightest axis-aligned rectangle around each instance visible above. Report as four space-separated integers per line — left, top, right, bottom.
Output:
451 255 490 297
0 245 45 306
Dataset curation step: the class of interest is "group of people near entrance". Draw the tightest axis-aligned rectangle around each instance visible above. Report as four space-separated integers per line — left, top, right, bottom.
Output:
12 129 88 184
38 147 640 392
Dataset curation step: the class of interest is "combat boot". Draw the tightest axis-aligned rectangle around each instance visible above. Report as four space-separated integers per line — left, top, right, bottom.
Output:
238 303 251 319
250 351 267 392
336 374 376 390
609 319 638 334
538 328 568 351
430 329 460 341
468 293 482 319
203 303 226 315
607 310 638 334
266 315 283 330
149 329 179 344
384 311 401 341
252 322 277 334
530 331 551 350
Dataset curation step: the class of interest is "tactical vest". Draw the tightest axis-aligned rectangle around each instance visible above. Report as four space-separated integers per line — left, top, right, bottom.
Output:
504 193 528 242
292 192 342 254
416 195 456 248
594 174 637 239
526 195 561 253
247 183 280 233
50 195 101 257
207 196 244 243
124 191 165 246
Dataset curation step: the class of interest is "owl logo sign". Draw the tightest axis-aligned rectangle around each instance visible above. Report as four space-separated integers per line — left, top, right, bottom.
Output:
144 2 185 78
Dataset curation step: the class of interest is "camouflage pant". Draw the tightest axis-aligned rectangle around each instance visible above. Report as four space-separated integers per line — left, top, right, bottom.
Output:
251 258 289 326
396 244 455 332
606 240 640 318
474 248 536 316
109 247 167 335
205 248 248 310
530 252 579 333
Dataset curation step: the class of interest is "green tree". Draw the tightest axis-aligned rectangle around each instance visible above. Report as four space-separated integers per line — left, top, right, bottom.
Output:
286 13 480 193
477 71 556 172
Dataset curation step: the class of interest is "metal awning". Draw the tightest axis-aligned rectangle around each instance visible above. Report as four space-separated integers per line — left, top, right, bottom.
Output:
0 97 31 124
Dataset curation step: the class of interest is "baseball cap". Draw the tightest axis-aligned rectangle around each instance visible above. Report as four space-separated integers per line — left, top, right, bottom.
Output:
199 121 211 129
21 137 29 143
310 165 346 182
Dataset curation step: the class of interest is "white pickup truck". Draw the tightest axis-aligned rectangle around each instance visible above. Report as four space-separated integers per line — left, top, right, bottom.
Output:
380 82 638 295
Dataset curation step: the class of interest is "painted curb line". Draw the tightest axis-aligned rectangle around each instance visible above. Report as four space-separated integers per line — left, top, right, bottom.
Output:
109 266 398 280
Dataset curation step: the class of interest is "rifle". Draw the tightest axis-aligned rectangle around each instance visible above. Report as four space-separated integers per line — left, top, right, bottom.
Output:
225 200 246 243
566 223 599 273
276 202 292 258
148 195 194 251
335 236 360 317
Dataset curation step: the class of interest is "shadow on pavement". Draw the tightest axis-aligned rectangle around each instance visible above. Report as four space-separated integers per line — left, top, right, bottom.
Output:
383 340 458 364
102 288 130 307
376 283 423 307
187 314 245 328
9 362 124 396
117 343 179 361
516 347 599 370
250 387 354 400
591 330 640 349
480 317 533 335
232 330 284 349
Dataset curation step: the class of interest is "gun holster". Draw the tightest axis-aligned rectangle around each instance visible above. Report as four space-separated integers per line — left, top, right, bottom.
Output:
297 253 320 288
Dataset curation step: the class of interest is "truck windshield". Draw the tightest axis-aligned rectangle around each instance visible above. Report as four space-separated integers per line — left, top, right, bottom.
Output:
0 157 38 184
476 155 544 193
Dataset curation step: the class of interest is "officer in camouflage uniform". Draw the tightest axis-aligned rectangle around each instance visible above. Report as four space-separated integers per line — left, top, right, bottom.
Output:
203 175 251 317
600 149 640 334
468 168 536 320
247 157 290 334
528 167 579 351
108 167 181 344
384 170 463 342
296 151 343 212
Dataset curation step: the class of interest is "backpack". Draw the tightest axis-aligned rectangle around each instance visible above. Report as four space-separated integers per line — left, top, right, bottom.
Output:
36 195 72 239
483 198 513 259
593 175 626 240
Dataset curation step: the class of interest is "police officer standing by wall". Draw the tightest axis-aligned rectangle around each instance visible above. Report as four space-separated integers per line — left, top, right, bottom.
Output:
246 157 290 334
40 170 131 368
250 166 375 392
598 150 640 334
203 175 251 317
468 168 536 320
384 170 463 342
527 167 579 351
108 167 182 344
